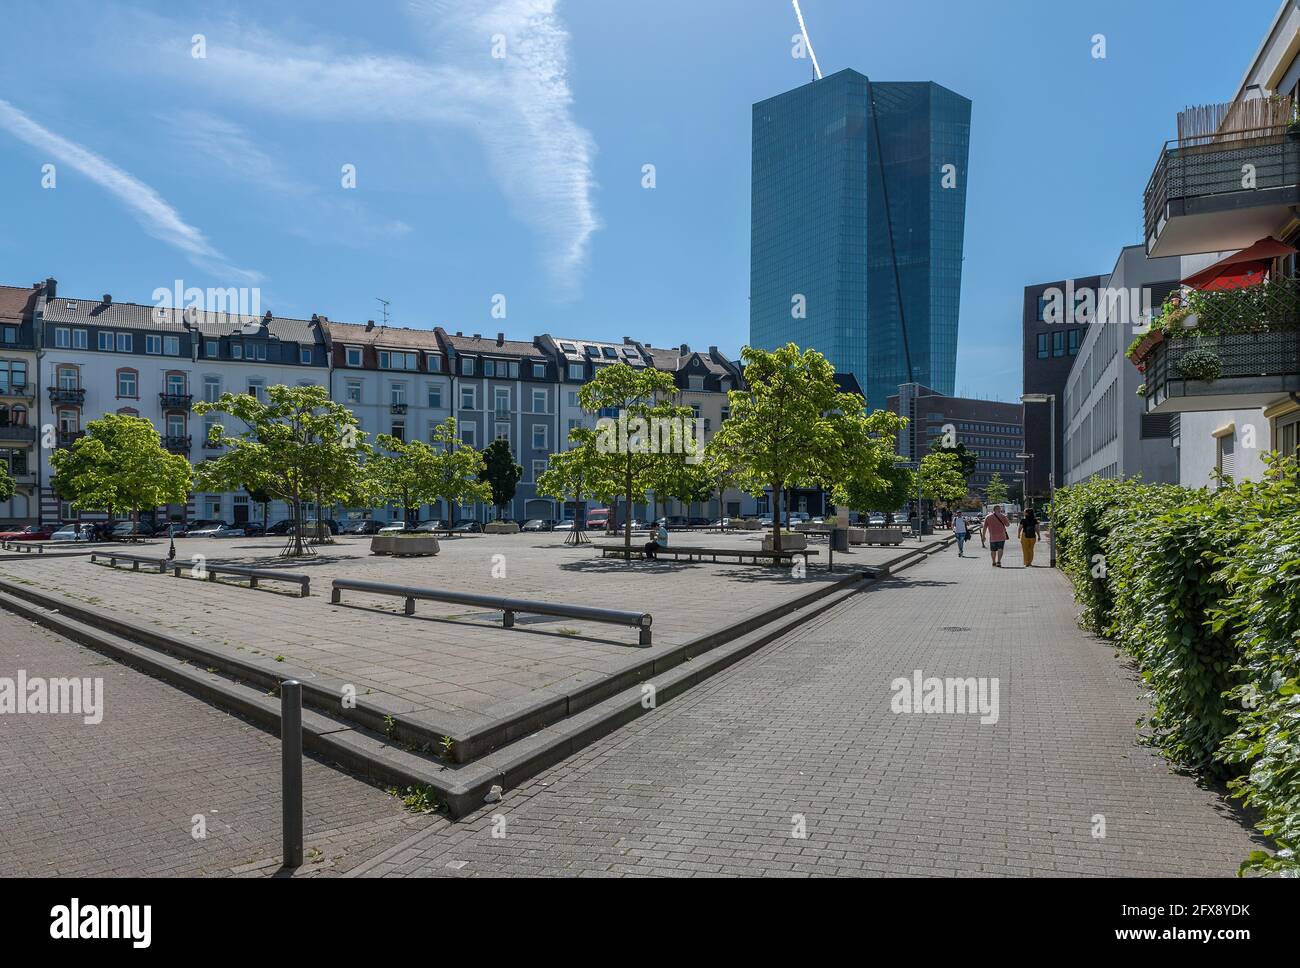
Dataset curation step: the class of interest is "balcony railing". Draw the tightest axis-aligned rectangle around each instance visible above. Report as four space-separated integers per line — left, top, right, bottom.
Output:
163 434 192 454
48 387 85 405
390 402 408 415
0 385 33 400
1144 115 1300 257
56 430 85 448
0 424 36 444
159 392 193 410
1145 329 1300 413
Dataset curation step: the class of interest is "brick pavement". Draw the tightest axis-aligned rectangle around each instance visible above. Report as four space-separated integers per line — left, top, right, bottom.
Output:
0 531 906 730
0 611 442 877
347 537 1267 877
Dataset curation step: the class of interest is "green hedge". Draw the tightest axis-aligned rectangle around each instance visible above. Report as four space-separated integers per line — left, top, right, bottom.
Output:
1055 457 1300 875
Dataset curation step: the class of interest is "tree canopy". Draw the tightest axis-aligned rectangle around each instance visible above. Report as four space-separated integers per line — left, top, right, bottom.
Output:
479 438 523 519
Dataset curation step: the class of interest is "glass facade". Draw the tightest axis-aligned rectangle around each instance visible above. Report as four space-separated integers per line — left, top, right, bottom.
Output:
750 70 970 410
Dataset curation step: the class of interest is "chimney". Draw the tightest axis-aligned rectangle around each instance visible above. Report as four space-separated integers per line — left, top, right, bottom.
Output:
622 336 633 345
263 310 273 322
679 343 690 356
473 333 481 340
102 294 111 305
366 319 375 332
496 332 504 346
709 346 718 356
44 277 57 299
456 330 463 337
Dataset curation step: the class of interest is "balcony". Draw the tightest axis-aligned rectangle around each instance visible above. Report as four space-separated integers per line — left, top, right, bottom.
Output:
48 386 85 405
163 434 192 454
390 402 408 415
159 392 193 410
1140 280 1300 413
1144 105 1300 258
56 430 85 449
0 423 36 445
0 385 33 401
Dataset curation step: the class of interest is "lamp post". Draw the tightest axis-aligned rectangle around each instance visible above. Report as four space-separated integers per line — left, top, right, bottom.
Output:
1015 452 1034 510
1020 395 1056 567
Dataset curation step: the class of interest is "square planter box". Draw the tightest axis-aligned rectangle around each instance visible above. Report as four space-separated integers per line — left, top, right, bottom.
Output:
862 527 907 546
847 527 867 546
484 521 519 534
370 534 440 556
762 532 807 551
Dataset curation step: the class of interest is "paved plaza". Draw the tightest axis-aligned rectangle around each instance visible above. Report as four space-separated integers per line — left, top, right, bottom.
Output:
345 538 1266 878
0 530 909 732
0 611 440 877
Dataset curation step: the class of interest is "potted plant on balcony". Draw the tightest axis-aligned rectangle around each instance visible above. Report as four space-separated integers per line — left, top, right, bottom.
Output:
1174 345 1224 383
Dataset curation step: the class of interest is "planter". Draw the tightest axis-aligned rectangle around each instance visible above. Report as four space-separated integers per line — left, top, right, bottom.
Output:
370 534 440 556
1127 328 1165 365
862 527 907 546
847 527 867 546
762 532 807 551
736 518 761 530
484 521 519 534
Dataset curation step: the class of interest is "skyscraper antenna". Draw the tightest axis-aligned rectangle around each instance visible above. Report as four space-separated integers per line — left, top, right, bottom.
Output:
375 297 390 326
792 0 822 80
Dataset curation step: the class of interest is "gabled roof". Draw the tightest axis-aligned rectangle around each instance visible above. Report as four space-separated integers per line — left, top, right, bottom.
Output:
40 296 320 343
0 285 38 322
324 320 442 351
442 331 542 358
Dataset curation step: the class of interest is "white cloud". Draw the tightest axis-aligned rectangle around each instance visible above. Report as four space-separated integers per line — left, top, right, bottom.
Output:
149 0 599 295
0 97 259 284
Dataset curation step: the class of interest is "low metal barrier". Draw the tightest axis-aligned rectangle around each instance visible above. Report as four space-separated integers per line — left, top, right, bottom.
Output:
90 551 169 573
330 578 653 646
173 562 310 597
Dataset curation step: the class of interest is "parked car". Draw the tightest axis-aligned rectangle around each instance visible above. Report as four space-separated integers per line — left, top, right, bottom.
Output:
340 519 381 535
687 516 712 528
239 522 267 537
110 521 156 539
450 519 482 533
300 519 338 537
656 516 689 529
867 513 887 527
50 523 96 542
264 519 297 535
709 517 733 529
584 507 612 530
0 524 54 541
521 519 554 532
553 519 575 531
187 523 245 538
413 520 448 534
175 519 228 537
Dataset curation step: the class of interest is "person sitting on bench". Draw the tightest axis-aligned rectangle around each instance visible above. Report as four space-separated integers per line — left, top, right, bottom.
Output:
644 521 669 560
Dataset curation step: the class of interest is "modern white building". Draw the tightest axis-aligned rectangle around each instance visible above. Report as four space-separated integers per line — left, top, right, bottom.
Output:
1063 245 1183 486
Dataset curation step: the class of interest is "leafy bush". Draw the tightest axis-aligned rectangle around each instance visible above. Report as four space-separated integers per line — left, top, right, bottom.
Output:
1054 477 1147 631
1175 346 1223 382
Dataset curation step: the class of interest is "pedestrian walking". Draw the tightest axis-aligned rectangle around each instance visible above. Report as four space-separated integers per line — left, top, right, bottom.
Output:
1019 508 1039 567
982 505 1011 568
953 512 969 557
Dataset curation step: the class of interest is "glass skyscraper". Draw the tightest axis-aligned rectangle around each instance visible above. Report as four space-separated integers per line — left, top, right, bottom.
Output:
750 69 971 411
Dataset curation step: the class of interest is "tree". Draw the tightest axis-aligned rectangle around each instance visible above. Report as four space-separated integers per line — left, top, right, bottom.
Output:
712 343 903 551
245 484 273 535
916 451 968 507
366 434 445 531
48 413 192 529
929 436 979 480
479 438 523 520
194 385 368 556
834 449 913 520
0 463 14 505
427 417 492 524
536 433 613 543
986 472 1009 506
578 363 694 552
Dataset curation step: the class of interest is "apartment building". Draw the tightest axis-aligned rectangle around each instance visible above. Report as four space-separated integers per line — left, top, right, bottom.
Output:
1137 0 1300 487
37 290 329 525
888 383 1025 495
1063 246 1182 486
0 282 41 526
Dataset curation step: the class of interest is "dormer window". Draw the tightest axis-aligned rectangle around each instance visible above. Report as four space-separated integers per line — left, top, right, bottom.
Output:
602 346 618 358
345 346 362 367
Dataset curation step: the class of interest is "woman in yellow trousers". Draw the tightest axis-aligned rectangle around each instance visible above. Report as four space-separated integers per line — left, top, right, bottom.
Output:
1019 508 1039 567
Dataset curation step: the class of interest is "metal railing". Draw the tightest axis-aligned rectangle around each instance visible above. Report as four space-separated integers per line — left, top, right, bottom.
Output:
159 392 193 410
1145 329 1300 409
1143 125 1300 246
56 430 84 448
330 578 653 646
90 551 170 573
163 434 192 453
48 387 85 405
172 561 310 597
0 424 36 443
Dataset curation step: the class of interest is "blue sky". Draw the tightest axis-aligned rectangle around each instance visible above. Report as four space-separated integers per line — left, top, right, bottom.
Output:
0 0 1282 401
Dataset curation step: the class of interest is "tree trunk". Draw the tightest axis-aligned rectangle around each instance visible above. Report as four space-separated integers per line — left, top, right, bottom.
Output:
771 480 782 552
291 486 303 556
623 461 633 553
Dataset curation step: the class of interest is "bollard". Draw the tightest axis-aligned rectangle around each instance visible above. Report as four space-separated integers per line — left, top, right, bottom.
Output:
281 679 304 868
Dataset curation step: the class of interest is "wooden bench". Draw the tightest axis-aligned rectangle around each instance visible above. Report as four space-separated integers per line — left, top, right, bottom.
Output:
595 544 819 568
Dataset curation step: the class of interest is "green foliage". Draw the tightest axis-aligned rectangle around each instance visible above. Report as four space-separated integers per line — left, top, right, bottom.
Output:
929 436 978 479
479 438 523 517
915 451 967 504
1056 459 1300 875
0 463 14 504
367 419 491 527
833 448 911 514
48 413 192 520
985 473 1008 505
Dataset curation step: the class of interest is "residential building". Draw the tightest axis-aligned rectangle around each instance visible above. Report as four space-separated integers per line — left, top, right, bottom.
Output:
888 383 1024 495
37 291 328 525
750 69 971 410
1063 246 1182 486
1022 274 1107 499
0 282 41 526
1138 0 1300 486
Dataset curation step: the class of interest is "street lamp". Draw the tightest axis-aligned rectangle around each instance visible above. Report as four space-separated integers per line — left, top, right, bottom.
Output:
1020 394 1056 567
1015 451 1034 509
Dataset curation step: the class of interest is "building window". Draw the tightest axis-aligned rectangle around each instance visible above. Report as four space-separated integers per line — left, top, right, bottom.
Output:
532 459 547 482
231 343 243 360
1052 331 1064 357
166 373 187 395
532 363 546 379
460 423 476 448
461 357 475 376
165 336 180 356
98 331 113 351
507 361 519 378
483 360 495 378
73 329 87 349
145 334 163 354
1217 433 1236 484
379 350 417 370
166 413 186 437
495 422 510 442
247 379 264 401
300 347 312 364
0 361 27 393
391 421 405 442
1068 329 1080 356
116 368 138 398
426 353 443 373
345 381 362 404
346 346 362 367
390 383 406 406
689 375 705 390
460 386 476 410
427 384 443 408
568 363 583 381
494 387 510 415
57 366 79 390
204 376 221 402
531 388 547 412
55 327 71 348
1036 333 1048 359
116 332 132 352
532 424 547 449
205 340 218 358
